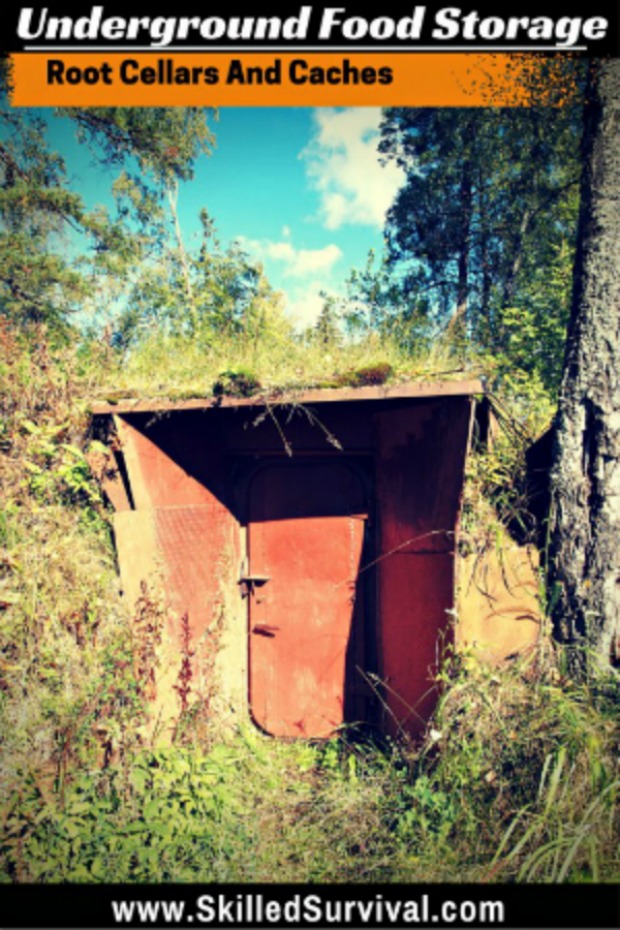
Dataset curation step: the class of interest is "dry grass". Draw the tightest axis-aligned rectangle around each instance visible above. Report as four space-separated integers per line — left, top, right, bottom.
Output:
89 326 482 405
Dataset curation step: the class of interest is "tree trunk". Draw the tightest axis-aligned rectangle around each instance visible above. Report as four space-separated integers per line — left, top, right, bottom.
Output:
166 180 196 324
548 59 620 674
457 170 472 322
446 170 472 337
502 207 532 309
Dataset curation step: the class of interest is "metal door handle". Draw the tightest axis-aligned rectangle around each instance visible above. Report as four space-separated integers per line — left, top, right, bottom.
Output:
238 574 270 597
252 624 279 637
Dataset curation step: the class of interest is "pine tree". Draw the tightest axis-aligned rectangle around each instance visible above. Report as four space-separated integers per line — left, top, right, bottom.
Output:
379 105 582 388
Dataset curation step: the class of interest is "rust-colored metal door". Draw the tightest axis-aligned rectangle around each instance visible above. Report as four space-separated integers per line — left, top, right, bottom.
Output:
247 460 370 738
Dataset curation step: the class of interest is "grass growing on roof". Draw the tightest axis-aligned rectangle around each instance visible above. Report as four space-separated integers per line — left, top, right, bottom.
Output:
91 318 481 404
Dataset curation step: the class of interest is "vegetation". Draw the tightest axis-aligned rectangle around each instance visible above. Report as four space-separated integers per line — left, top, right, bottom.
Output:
378 104 582 395
1 71 619 886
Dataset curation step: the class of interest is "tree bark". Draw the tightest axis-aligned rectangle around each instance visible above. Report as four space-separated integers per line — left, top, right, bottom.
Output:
548 59 620 674
445 169 473 337
166 180 195 321
457 169 472 322
502 207 531 309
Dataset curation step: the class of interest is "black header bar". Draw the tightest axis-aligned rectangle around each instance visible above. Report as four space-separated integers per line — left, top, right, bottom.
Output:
1 2 618 54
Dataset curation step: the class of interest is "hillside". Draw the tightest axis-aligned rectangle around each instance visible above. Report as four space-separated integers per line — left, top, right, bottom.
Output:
1 328 618 884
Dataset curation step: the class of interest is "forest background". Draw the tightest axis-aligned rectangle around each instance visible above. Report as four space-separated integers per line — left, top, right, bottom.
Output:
1 61 619 884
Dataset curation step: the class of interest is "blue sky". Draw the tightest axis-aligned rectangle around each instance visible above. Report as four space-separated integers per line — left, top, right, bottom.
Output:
44 107 404 327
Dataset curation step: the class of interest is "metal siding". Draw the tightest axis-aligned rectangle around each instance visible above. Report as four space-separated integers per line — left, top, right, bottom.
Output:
114 415 240 652
375 397 473 736
115 415 216 509
378 554 454 734
155 504 238 643
105 393 475 741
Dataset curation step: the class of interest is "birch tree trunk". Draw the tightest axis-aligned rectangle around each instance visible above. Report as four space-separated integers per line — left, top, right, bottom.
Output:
548 59 620 673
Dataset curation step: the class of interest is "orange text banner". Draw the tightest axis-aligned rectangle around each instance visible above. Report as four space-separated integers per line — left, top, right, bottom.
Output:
9 52 577 107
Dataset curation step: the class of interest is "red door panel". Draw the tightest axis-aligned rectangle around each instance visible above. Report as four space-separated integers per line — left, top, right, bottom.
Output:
248 461 368 738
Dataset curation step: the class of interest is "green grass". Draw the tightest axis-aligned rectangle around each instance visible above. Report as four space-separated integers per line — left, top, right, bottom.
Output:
1 324 618 885
2 650 619 884
90 326 480 404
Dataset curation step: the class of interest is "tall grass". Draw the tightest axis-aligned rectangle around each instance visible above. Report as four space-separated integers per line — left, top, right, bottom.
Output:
2 644 619 883
1 323 618 885
95 324 476 402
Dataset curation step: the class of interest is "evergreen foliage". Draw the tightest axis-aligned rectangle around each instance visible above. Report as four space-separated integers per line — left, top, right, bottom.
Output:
377 104 583 392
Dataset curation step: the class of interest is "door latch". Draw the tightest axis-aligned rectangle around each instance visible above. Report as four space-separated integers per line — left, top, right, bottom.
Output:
252 623 279 637
238 574 270 598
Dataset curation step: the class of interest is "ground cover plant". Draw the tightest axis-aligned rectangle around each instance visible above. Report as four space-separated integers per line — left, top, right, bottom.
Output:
1 323 618 886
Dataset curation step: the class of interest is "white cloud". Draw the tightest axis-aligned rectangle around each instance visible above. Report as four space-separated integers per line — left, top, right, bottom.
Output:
262 240 296 263
288 244 342 277
241 236 342 279
302 108 404 230
286 281 330 328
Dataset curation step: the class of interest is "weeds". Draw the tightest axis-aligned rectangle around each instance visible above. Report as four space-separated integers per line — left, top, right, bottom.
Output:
131 582 164 703
413 648 620 882
96 326 478 404
173 612 194 718
1 660 618 883
491 753 619 882
1 322 618 885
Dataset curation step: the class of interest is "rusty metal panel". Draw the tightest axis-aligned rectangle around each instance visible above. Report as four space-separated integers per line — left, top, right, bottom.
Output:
247 461 369 738
375 397 473 737
114 503 239 646
218 404 374 454
154 504 239 644
114 411 241 648
91 379 484 415
116 415 218 510
378 554 454 734
374 398 473 554
105 392 479 742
